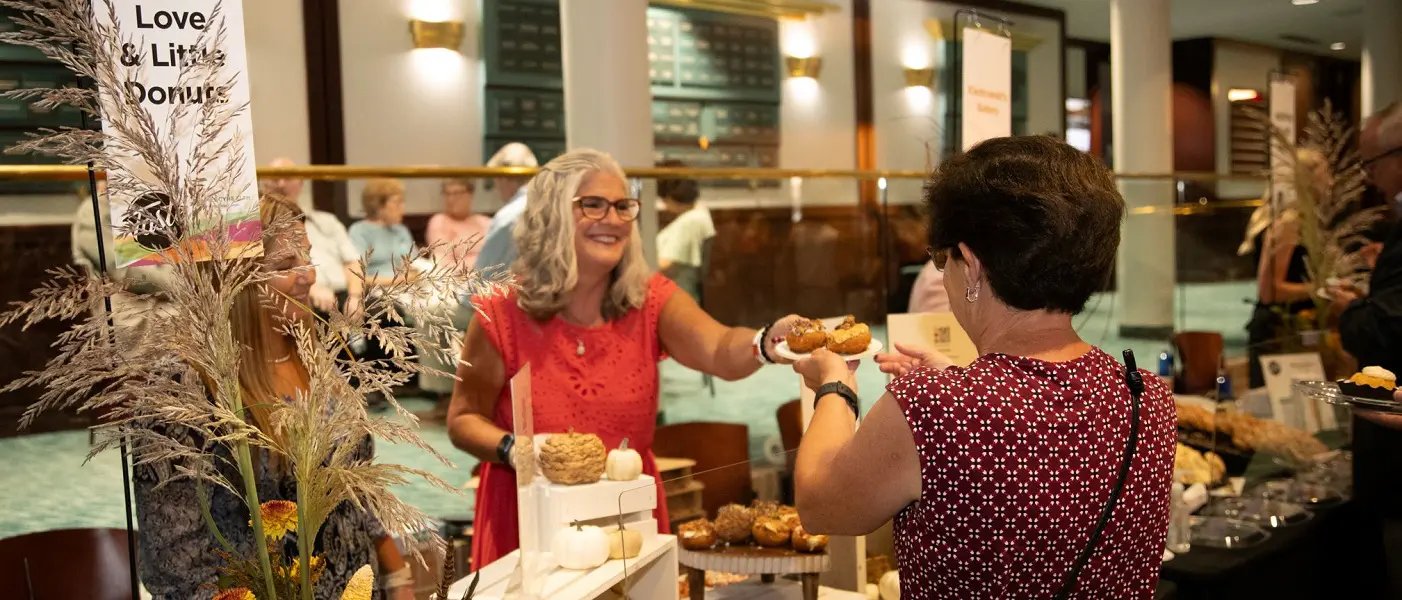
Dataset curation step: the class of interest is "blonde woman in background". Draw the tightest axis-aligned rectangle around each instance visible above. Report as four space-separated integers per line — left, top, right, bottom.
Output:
1243 148 1330 387
349 179 414 287
446 148 802 568
133 195 412 600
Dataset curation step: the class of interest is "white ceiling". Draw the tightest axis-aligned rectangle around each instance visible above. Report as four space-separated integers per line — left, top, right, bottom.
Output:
1023 0 1365 58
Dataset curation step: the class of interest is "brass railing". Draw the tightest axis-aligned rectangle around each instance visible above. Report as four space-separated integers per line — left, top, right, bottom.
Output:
0 164 1266 215
0 164 1269 183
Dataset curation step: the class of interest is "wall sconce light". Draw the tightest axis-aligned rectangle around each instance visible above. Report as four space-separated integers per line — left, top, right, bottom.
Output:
1227 88 1261 102
785 56 822 79
409 19 464 50
903 67 935 88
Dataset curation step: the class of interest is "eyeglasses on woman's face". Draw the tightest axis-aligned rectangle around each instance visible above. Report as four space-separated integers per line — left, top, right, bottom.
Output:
927 246 959 272
574 196 642 222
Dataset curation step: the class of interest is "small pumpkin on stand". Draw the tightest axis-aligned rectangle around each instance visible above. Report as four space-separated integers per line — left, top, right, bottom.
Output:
606 437 643 482
541 430 607 485
552 521 611 571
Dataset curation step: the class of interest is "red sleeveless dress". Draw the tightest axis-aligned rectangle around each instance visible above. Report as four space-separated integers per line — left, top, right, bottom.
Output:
470 274 677 569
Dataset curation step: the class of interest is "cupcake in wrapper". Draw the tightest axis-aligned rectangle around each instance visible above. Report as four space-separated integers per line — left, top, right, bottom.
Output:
1339 366 1398 401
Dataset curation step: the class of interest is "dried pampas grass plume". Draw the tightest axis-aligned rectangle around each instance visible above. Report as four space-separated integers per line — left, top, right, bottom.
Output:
0 0 514 597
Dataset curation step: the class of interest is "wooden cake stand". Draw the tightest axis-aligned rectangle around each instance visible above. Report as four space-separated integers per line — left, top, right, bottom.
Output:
679 545 830 600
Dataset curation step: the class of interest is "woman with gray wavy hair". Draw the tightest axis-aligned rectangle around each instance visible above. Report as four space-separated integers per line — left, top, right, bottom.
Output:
446 148 802 568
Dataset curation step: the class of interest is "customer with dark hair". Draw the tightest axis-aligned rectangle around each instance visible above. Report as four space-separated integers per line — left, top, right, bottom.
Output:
655 160 715 301
791 136 1175 599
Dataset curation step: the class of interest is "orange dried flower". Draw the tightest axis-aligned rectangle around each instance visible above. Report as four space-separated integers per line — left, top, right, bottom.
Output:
212 588 256 600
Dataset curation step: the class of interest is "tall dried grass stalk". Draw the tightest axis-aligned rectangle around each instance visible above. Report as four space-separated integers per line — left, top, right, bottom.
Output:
1254 99 1385 327
0 1 511 597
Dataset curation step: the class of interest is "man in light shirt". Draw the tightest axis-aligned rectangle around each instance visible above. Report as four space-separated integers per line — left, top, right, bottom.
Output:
473 142 539 277
262 157 364 319
70 180 177 339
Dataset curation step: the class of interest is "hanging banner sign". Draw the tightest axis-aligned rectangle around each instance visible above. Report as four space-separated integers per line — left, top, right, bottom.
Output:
1268 77 1297 213
960 27 1012 151
94 0 261 267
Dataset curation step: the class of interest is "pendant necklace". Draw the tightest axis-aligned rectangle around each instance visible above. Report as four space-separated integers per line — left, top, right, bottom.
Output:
563 310 591 357
268 353 292 364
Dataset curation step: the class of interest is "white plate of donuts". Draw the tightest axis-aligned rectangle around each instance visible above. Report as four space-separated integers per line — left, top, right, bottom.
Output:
775 315 884 362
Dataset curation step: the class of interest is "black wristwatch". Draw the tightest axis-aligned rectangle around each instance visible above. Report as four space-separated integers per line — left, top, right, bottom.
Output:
496 433 516 467
816 381 860 417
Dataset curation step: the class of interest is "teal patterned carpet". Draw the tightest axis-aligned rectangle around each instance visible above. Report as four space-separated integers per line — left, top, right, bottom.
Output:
0 281 1254 540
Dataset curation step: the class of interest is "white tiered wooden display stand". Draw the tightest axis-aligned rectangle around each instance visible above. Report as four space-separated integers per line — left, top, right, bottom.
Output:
445 474 679 600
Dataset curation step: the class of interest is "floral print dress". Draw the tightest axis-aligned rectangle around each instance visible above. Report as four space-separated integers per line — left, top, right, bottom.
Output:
133 427 386 600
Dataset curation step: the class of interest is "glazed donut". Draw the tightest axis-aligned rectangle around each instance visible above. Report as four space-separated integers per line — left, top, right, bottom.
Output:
826 321 871 355
679 519 718 550
791 523 829 553
752 516 793 547
785 318 828 353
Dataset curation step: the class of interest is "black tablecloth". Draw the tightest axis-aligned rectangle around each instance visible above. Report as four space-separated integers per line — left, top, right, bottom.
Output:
1158 498 1378 599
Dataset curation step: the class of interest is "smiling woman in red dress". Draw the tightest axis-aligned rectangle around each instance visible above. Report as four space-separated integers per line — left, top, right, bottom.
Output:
446 148 800 569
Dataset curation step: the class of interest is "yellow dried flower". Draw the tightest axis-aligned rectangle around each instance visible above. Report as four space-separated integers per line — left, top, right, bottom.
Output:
254 500 299 540
212 589 256 600
293 555 326 582
339 565 375 600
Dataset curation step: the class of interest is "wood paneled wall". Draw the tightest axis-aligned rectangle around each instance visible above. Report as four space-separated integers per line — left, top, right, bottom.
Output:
0 224 86 437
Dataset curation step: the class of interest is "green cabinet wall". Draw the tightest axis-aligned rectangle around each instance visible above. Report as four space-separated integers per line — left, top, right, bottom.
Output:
0 7 85 194
481 1 782 172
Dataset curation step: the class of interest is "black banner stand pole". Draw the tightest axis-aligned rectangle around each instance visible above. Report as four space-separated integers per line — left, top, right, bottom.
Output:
77 64 143 600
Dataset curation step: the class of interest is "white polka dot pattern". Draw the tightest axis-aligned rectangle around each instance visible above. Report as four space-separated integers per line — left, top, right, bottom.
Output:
885 348 1175 599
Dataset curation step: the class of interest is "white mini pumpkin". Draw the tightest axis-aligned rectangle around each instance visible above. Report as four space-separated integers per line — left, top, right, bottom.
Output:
879 570 900 600
553 521 610 570
605 438 643 482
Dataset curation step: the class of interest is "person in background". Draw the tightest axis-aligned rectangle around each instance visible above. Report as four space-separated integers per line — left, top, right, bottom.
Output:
70 179 177 339
473 143 539 277
349 178 414 286
427 178 492 272
133 195 412 600
1242 148 1331 388
907 261 950 314
262 157 364 320
418 179 492 407
791 136 1174 599
446 148 801 568
655 161 715 301
1332 100 1402 597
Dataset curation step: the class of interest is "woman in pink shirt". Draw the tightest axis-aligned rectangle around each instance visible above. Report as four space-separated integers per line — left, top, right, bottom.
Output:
427 178 493 271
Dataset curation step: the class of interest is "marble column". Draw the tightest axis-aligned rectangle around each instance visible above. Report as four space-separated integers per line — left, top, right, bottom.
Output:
559 0 658 266
1111 0 1175 339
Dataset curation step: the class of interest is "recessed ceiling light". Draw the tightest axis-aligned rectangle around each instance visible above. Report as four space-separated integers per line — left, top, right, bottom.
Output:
1292 0 1319 5
1330 42 1346 50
